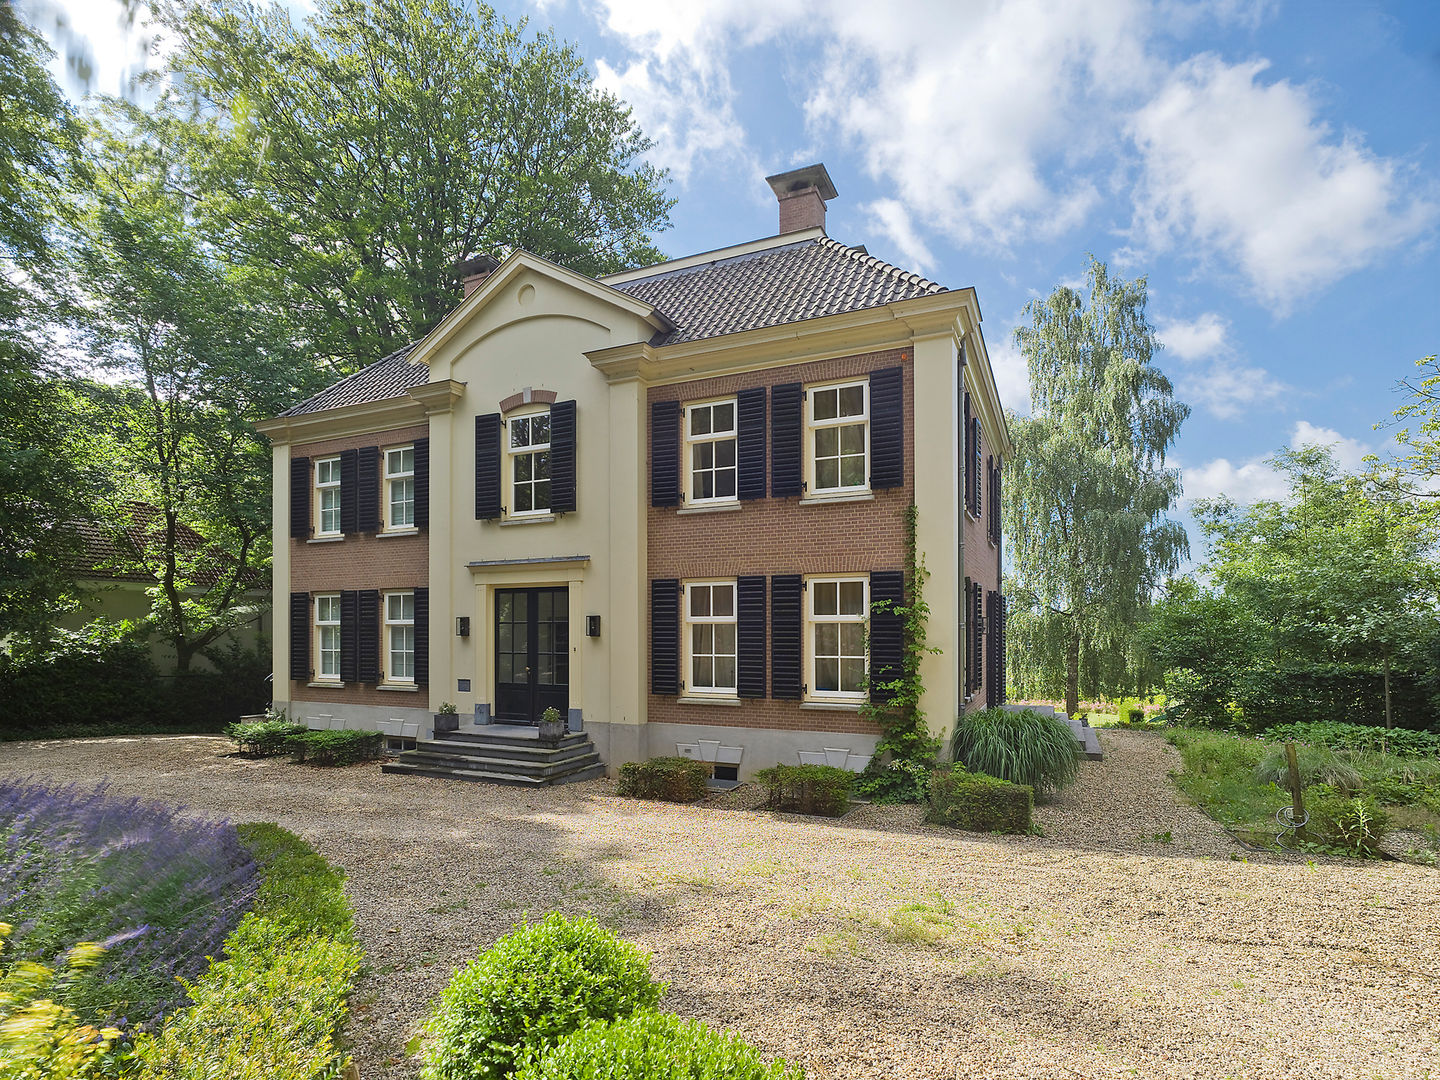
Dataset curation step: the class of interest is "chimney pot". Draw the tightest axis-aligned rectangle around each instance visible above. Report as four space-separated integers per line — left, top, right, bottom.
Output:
456 253 501 298
765 163 838 235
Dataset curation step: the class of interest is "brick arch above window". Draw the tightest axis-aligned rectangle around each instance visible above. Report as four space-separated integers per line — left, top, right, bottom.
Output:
498 388 559 414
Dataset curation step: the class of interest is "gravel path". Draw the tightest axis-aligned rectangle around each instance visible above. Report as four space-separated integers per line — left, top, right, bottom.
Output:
3 729 1436 1079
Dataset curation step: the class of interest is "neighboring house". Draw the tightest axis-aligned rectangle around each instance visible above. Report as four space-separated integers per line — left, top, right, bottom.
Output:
60 503 271 670
256 164 1010 779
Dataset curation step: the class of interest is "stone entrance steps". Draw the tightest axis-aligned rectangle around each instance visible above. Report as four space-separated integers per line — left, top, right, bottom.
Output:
1001 703 1104 760
381 729 605 786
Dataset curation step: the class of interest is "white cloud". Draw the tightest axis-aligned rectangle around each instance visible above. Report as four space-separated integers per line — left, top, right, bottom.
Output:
1129 55 1436 312
1156 312 1228 361
1291 419 1371 471
865 199 936 277
1180 457 1287 503
985 337 1031 417
1156 311 1285 419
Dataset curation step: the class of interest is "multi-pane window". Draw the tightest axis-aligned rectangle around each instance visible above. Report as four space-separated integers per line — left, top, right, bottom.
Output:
315 594 341 681
315 457 341 536
386 446 415 528
684 581 736 695
808 381 868 494
508 410 551 515
685 400 737 503
809 577 867 698
385 591 415 682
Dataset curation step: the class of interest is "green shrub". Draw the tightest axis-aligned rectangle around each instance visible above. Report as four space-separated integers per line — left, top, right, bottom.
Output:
227 715 307 757
132 824 361 1080
754 764 854 817
1262 721 1440 758
1253 745 1364 793
615 757 709 803
0 932 124 1080
421 913 665 1080
515 1011 803 1080
1307 792 1390 858
287 729 384 766
925 766 1033 833
951 708 1078 799
1168 729 1266 778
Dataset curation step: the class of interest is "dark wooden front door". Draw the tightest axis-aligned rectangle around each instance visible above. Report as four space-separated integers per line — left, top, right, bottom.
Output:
495 587 569 724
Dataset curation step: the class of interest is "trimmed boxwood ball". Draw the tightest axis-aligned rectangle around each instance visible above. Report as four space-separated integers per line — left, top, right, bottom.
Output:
514 1011 805 1080
421 913 665 1080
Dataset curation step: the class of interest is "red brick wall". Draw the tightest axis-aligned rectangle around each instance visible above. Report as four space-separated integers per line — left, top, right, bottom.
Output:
289 423 429 709
646 349 914 734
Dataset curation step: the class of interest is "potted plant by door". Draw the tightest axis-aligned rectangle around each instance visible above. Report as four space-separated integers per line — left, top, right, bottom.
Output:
434 701 460 734
538 706 566 744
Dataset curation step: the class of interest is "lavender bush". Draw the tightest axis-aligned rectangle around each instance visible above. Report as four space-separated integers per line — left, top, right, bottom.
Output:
0 779 259 1029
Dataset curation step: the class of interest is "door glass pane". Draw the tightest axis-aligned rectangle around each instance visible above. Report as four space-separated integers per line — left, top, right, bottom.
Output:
537 655 554 685
538 591 552 620
499 654 513 683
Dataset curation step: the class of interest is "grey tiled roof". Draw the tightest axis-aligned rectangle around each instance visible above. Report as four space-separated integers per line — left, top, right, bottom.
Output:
608 235 946 345
278 236 944 416
280 344 425 416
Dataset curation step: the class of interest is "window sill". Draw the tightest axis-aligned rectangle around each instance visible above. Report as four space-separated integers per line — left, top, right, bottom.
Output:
377 683 420 692
677 502 741 515
499 514 556 527
307 536 344 544
307 681 345 689
678 694 743 706
378 527 420 538
800 699 865 712
799 491 874 506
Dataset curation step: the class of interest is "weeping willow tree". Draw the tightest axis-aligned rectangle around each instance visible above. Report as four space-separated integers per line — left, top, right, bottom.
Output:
1002 257 1189 716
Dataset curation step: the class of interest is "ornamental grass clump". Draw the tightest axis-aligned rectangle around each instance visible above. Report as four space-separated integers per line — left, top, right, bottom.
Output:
422 913 665 1080
1253 745 1363 793
515 1010 804 1080
951 708 1078 800
0 779 258 1028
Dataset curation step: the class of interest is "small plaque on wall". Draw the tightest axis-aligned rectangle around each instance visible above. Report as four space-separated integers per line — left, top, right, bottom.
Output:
457 679 471 693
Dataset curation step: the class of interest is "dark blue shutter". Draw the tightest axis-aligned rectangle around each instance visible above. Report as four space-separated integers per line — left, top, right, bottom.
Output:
771 383 803 498
339 590 359 683
869 570 905 704
736 387 767 500
357 446 380 533
770 574 803 699
475 414 501 519
339 449 359 535
962 393 973 515
973 418 983 517
413 587 429 686
413 438 430 530
986 590 1001 708
650 400 681 507
737 575 767 698
962 579 973 697
869 367 903 489
358 590 380 683
996 595 1008 705
972 584 984 695
289 592 309 681
550 401 577 513
650 579 680 695
290 457 310 538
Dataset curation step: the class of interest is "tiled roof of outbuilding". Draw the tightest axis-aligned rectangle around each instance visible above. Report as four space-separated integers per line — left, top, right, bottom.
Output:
608 235 946 346
69 502 259 587
276 235 945 417
280 344 425 417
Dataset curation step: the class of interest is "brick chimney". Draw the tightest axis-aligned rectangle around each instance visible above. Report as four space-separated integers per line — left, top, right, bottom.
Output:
765 163 838 235
456 253 501 298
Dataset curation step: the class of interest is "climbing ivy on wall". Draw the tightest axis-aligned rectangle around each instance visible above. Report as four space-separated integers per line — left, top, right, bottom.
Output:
857 504 940 803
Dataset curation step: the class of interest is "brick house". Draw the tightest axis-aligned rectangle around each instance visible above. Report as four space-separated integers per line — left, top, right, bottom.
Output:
256 164 1010 781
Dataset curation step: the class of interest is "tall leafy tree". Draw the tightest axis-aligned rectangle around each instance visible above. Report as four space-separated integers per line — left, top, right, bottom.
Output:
65 116 322 670
1002 257 1189 716
1381 352 1440 499
150 0 673 372
0 3 98 640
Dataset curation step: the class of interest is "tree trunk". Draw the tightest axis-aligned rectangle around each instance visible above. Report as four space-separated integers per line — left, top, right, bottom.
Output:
1384 654 1393 732
1065 627 1081 719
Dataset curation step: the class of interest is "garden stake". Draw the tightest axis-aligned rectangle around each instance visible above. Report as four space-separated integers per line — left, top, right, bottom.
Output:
1276 741 1309 844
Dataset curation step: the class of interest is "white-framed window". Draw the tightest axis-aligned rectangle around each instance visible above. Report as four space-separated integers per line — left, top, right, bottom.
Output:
385 445 415 529
684 399 737 504
806 381 868 495
806 576 867 699
315 457 341 536
684 580 737 695
315 593 341 681
385 591 415 683
507 409 551 515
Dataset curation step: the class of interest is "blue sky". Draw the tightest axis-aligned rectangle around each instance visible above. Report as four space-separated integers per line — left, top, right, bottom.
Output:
32 0 1440 555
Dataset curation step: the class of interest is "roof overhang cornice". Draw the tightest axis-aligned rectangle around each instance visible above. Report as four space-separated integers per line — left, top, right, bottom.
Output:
405 250 672 371
254 394 427 446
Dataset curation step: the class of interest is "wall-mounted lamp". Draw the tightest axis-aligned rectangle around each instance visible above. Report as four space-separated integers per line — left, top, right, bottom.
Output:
456 616 470 637
586 615 601 637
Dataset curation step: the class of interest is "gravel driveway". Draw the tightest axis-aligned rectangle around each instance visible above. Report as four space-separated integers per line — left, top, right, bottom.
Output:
2 729 1436 1079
